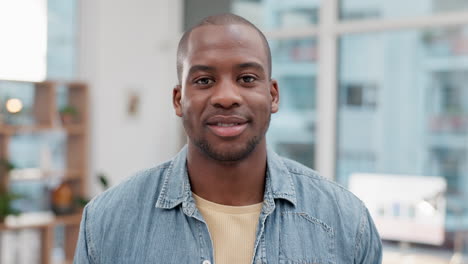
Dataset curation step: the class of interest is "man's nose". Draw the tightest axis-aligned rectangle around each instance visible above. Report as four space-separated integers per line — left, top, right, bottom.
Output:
210 79 242 109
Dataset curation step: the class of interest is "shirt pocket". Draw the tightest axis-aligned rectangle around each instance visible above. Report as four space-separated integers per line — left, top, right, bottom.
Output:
279 212 336 264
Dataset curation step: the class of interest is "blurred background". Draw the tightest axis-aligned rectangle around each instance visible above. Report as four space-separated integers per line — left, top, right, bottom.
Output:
0 0 468 263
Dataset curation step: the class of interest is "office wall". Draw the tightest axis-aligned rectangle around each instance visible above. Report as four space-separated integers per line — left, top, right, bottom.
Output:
78 0 183 195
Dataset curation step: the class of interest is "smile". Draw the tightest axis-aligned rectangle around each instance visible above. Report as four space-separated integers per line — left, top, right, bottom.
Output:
206 115 249 137
216 123 241 127
208 123 248 137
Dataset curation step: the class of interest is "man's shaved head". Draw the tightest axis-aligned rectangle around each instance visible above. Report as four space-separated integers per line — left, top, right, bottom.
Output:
176 13 272 83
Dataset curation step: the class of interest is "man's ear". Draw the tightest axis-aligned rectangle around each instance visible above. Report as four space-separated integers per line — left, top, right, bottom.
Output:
173 85 183 117
270 79 279 113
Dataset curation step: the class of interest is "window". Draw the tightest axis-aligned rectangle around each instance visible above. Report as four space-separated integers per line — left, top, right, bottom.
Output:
340 0 468 21
183 1 468 254
337 27 468 244
0 0 77 81
268 38 317 169
0 0 47 81
342 83 377 108
441 85 461 113
232 0 320 30
47 0 78 79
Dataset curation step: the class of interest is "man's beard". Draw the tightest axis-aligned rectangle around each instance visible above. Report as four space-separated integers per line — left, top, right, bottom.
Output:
193 135 262 162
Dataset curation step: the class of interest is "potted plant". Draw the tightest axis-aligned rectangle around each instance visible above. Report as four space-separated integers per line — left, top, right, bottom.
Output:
0 159 20 222
59 105 79 125
0 192 21 222
51 179 75 215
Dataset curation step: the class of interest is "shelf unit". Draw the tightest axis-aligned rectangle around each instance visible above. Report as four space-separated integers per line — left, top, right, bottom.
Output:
0 80 88 264
0 213 82 264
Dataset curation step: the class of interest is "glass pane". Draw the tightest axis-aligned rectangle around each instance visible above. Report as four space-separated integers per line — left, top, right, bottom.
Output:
232 0 320 30
340 0 468 21
47 0 78 79
9 131 67 171
337 26 468 247
0 0 47 81
0 0 77 80
10 180 50 212
267 38 317 169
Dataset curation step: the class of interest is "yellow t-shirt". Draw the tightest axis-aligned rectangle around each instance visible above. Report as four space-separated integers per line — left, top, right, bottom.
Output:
193 193 263 264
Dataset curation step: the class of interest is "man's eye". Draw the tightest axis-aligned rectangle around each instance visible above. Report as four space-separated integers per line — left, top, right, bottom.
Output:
240 76 256 83
195 78 214 85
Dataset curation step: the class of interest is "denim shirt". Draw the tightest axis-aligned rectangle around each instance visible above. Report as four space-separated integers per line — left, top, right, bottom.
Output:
74 146 382 264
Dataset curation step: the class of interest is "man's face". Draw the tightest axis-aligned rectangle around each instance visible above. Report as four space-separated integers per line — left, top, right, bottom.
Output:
173 24 279 162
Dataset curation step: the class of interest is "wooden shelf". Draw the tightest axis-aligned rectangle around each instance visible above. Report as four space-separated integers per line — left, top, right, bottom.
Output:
53 212 83 226
0 212 82 231
9 169 83 182
0 80 88 264
64 124 86 135
0 124 85 135
0 125 52 134
0 212 83 264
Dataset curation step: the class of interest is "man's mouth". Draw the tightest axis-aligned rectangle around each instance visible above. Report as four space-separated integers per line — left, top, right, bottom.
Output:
206 116 249 137
215 123 242 127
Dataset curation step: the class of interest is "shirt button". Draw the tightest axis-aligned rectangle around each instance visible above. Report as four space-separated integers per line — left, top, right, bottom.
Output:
202 261 211 264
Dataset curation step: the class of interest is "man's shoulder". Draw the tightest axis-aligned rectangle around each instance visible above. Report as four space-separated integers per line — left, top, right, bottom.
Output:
280 157 349 192
279 156 365 214
86 161 172 214
278 156 369 250
278 157 382 261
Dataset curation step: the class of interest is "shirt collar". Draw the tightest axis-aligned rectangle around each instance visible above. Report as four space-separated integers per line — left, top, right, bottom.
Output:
155 145 297 210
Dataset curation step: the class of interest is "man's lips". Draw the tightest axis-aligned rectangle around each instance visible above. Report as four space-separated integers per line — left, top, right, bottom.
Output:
205 115 249 137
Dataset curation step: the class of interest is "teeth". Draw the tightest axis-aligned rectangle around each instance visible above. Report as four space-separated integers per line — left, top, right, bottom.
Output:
216 123 239 127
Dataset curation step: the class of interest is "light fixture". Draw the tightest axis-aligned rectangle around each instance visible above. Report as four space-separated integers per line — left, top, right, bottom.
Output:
6 98 23 113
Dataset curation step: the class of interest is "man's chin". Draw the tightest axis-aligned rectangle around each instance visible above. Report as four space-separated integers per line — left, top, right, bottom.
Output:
194 138 261 162
208 150 252 162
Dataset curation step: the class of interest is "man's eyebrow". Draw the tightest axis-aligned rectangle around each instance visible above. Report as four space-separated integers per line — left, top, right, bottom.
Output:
235 62 265 74
187 65 216 76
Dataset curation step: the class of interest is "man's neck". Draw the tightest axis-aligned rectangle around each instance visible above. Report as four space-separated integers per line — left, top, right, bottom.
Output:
186 141 267 206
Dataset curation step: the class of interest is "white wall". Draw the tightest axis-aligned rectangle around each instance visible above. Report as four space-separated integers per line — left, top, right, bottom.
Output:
78 0 183 195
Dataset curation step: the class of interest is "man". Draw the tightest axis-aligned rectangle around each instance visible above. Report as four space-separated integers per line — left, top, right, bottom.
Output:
74 13 382 264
